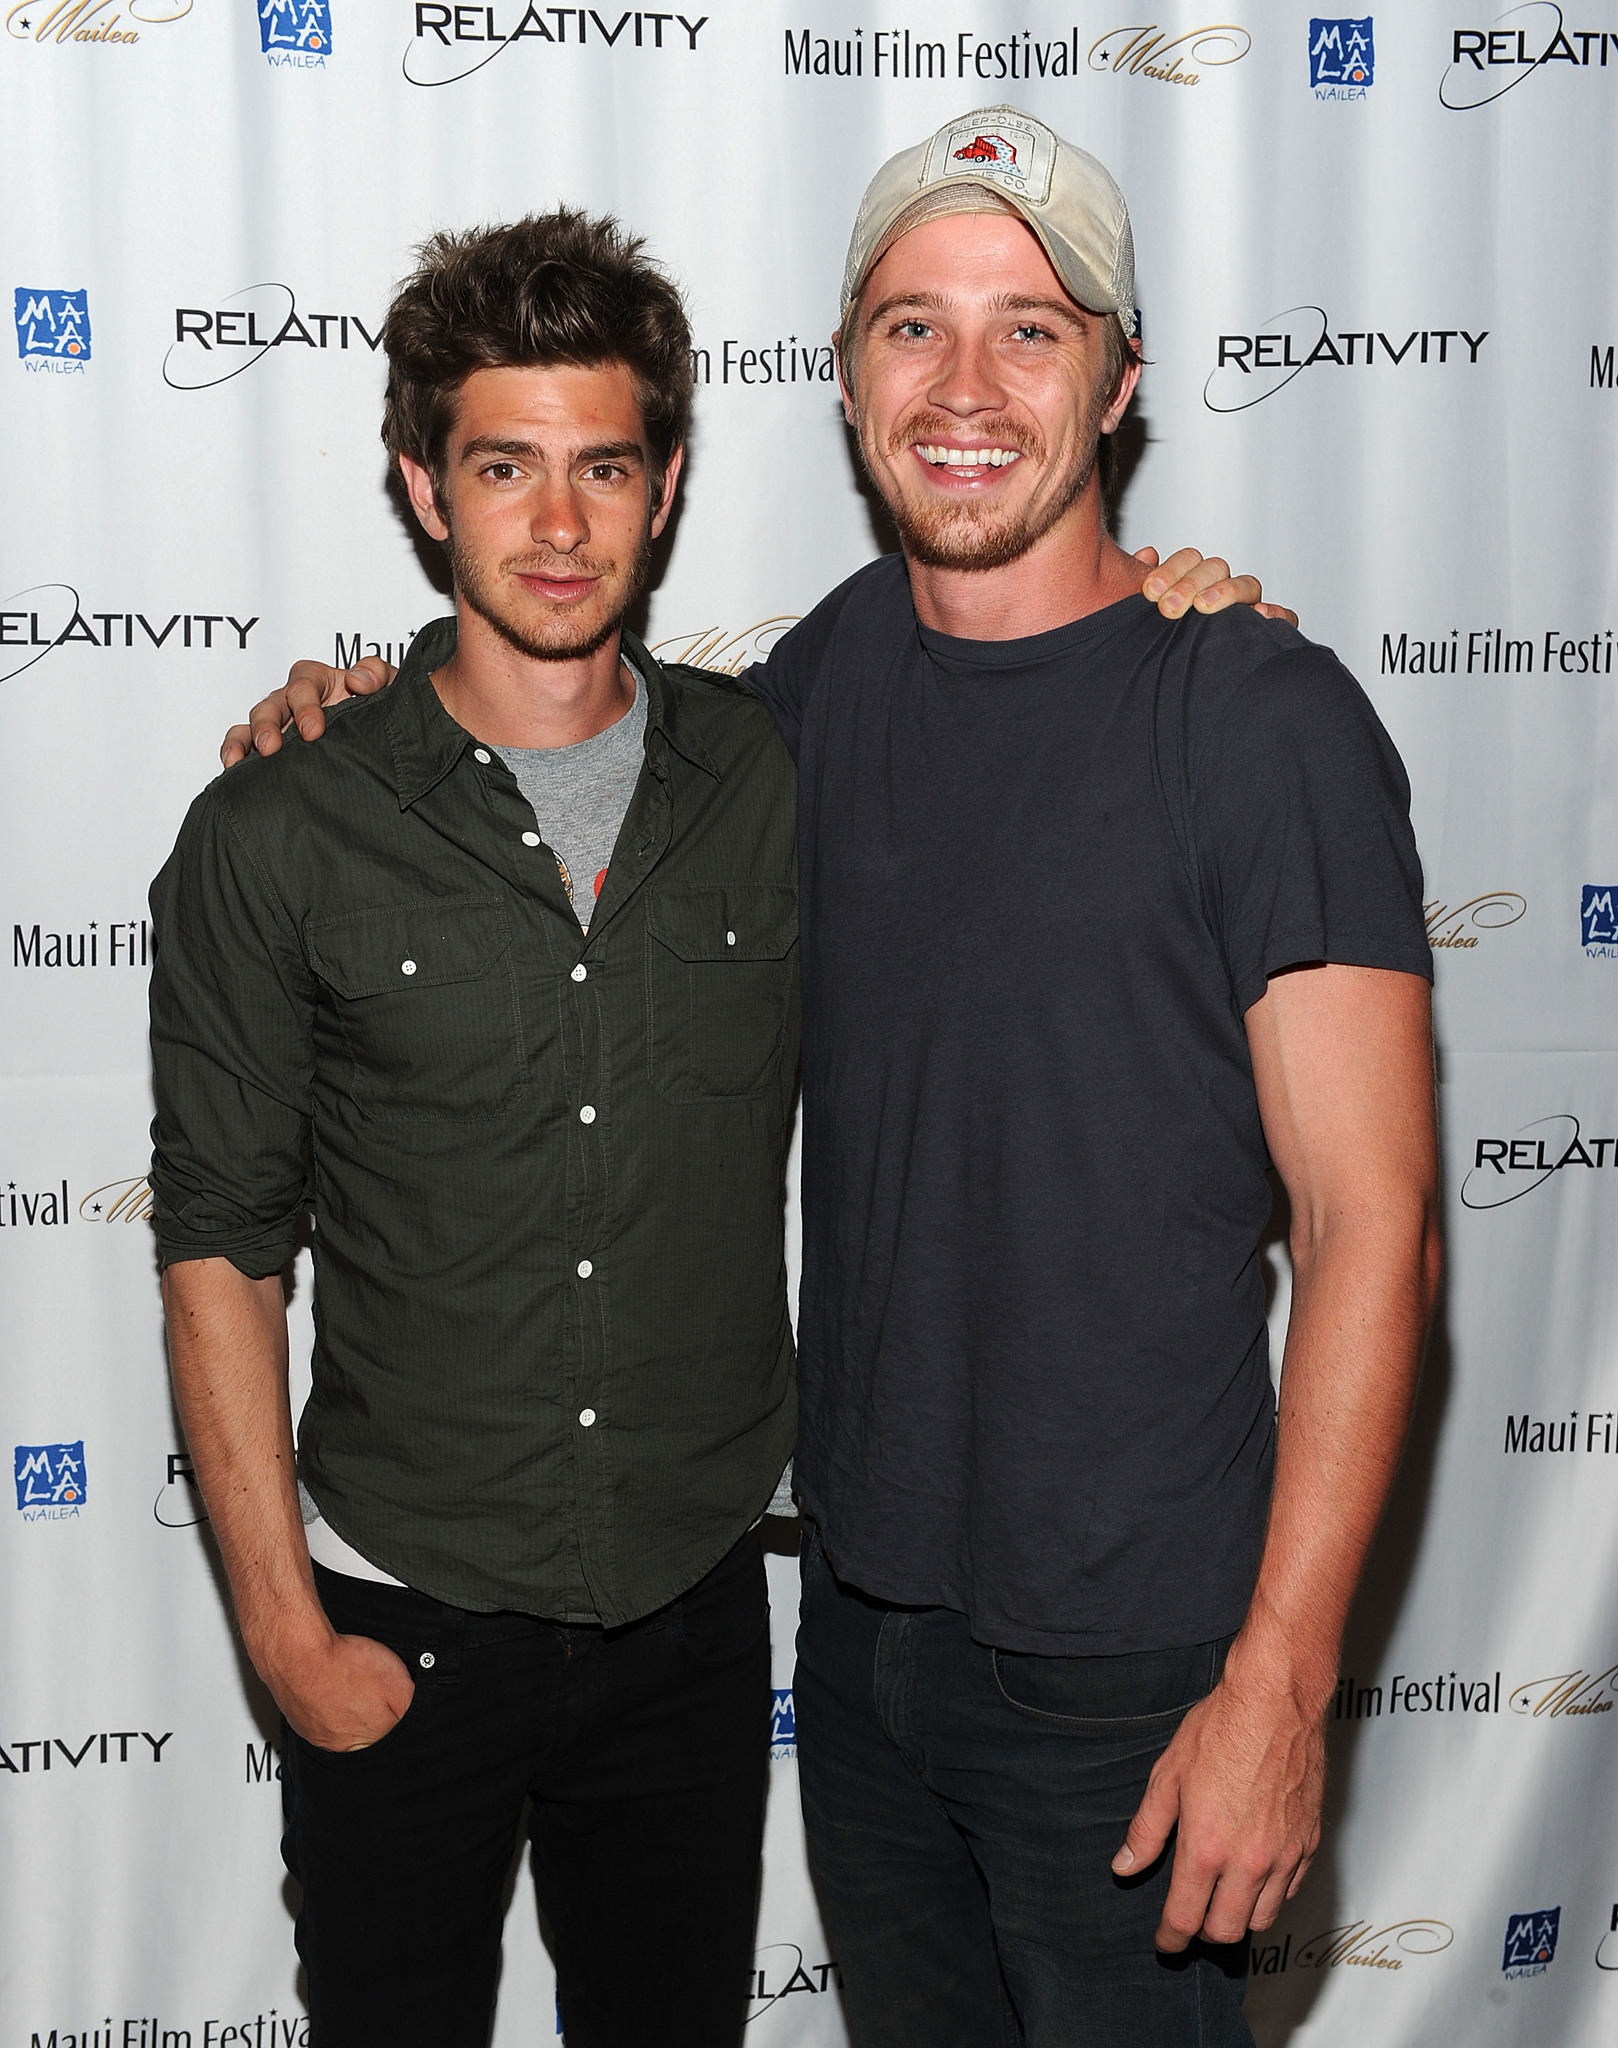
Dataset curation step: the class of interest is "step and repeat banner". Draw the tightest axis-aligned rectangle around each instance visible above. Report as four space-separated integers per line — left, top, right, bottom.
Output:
3 2 1616 2043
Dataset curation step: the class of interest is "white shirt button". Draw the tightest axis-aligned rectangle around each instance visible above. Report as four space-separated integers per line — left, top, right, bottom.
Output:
579 1104 596 1124
579 1408 597 1428
577 1259 593 1278
473 748 491 764
401 960 417 976
522 830 541 847
727 930 736 946
571 963 587 982
418 1650 436 1669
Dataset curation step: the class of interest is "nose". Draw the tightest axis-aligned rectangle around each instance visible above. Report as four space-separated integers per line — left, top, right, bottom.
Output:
529 470 589 555
927 327 1009 420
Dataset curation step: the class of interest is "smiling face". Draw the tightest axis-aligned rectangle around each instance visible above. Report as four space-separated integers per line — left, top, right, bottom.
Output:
841 211 1139 574
398 360 681 663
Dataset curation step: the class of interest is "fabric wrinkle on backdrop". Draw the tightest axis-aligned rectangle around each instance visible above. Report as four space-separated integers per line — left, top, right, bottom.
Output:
2 6 1616 2045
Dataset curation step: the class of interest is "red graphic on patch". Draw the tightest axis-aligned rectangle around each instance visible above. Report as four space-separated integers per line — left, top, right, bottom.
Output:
954 134 1016 167
594 869 608 899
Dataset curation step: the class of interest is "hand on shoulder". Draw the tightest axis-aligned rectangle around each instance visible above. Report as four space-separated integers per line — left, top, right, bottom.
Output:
221 656 397 769
1134 546 1298 628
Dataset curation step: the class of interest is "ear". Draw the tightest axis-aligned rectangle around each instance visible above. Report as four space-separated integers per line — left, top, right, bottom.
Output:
649 442 685 541
833 329 857 427
397 453 450 543
1100 343 1143 438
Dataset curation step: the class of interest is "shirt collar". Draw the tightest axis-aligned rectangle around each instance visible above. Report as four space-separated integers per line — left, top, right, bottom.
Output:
384 617 719 810
622 627 721 782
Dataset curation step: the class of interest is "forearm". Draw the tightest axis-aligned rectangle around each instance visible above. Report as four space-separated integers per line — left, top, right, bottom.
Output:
161 1258 333 1682
1228 1207 1440 1706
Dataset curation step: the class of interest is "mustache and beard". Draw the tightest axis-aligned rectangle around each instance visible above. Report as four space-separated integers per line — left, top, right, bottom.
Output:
445 522 656 664
861 381 1114 573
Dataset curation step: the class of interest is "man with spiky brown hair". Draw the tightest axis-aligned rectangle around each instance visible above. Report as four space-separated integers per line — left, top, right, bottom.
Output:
152 212 800 2047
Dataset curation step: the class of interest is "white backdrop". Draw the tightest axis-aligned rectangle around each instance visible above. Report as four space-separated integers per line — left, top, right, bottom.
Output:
3 3 1617 2043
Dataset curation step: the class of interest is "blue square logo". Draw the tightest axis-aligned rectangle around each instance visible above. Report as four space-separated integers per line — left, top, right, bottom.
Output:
14 1441 87 1511
770 1686 796 1757
259 0 332 56
14 289 91 362
1309 17 1374 88
1583 885 1618 952
1502 1907 1560 1974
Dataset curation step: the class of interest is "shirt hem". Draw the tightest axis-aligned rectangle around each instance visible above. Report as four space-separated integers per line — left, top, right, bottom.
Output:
1232 927 1434 1017
805 1512 1258 1657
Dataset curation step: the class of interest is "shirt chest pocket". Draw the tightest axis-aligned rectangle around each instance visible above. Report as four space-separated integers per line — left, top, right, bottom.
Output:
645 885 797 1103
307 897 525 1122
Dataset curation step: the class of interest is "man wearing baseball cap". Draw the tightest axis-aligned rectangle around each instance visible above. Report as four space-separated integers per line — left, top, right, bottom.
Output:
226 108 1435 2047
753 107 1437 2045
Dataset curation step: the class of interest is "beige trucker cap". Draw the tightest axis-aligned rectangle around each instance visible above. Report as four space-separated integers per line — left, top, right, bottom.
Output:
840 106 1137 336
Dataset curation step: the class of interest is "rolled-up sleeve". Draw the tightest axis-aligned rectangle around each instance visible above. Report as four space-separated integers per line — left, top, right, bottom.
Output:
149 781 317 1277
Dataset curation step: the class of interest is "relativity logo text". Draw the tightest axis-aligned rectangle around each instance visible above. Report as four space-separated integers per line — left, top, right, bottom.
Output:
1461 1115 1618 1209
1206 312 1487 411
164 285 382 390
1 587 260 683
406 6 709 88
1442 5 1618 109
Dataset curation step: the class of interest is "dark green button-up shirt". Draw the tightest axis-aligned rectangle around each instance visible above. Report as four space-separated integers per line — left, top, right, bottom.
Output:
150 619 799 1623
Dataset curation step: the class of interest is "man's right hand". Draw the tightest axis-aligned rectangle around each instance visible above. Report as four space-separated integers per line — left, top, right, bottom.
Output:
266 1627 417 1753
221 655 397 768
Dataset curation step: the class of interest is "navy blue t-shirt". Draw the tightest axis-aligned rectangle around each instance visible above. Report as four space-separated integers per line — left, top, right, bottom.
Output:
748 555 1430 1655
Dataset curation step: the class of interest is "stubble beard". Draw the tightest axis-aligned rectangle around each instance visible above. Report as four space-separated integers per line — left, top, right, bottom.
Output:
865 386 1112 574
446 524 655 663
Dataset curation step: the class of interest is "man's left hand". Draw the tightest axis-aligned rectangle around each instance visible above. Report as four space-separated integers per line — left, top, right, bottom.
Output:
1111 1647 1326 1949
1135 546 1300 627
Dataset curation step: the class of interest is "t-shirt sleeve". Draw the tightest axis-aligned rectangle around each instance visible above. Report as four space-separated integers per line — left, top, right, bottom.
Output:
739 616 816 760
148 782 318 1278
1191 645 1432 1016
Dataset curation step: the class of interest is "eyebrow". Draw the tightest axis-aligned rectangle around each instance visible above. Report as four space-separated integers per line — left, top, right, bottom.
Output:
863 290 1086 332
458 436 646 465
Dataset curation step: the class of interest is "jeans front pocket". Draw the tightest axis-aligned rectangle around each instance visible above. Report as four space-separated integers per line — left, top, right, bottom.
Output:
297 1564 456 1768
991 1635 1233 1731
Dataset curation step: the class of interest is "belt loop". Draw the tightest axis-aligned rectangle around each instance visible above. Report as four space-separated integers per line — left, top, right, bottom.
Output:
431 1601 468 1680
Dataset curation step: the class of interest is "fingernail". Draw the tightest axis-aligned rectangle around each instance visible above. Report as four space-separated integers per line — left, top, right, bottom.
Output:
1114 1847 1135 1871
299 717 318 737
1163 596 1183 617
1142 576 1162 598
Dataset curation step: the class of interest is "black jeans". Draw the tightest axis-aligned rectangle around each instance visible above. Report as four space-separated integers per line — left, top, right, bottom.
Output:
281 1534 770 2047
795 1528 1253 2048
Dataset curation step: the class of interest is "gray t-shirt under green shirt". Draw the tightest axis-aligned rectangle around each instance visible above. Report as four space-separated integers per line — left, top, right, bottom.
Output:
494 665 649 930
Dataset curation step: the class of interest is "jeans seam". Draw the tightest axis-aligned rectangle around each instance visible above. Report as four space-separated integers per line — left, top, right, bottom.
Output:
872 1609 902 1748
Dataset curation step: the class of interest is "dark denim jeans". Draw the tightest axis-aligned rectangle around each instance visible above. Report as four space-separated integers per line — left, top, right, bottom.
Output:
795 1528 1253 2048
281 1534 770 2047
